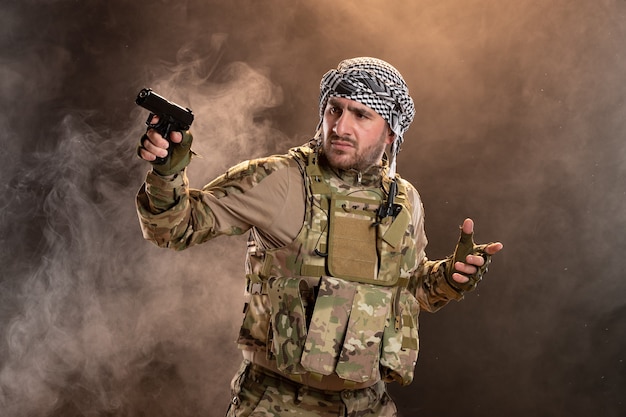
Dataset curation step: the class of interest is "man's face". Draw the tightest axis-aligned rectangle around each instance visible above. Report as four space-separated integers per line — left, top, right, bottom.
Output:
321 96 395 172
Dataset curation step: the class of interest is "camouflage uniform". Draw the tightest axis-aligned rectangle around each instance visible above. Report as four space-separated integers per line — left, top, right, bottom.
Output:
136 141 464 416
226 360 396 416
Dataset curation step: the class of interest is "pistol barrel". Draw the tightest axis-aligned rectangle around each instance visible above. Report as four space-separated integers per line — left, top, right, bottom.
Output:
135 88 194 128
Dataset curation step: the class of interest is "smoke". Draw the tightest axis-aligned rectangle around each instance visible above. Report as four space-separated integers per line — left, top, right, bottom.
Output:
0 0 625 416
0 73 260 416
0 2 287 416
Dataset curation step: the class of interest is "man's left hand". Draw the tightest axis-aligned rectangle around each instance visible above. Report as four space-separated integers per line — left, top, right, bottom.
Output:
451 218 503 285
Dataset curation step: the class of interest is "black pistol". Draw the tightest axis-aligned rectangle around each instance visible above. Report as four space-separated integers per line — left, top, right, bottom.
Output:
135 88 194 165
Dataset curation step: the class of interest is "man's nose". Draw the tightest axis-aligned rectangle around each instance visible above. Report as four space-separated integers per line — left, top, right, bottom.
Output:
333 113 352 137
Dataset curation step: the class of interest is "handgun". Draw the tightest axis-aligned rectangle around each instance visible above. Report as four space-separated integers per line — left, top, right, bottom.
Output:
135 88 194 165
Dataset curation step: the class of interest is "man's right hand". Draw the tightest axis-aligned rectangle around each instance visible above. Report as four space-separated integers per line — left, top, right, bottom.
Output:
137 116 184 162
137 116 194 176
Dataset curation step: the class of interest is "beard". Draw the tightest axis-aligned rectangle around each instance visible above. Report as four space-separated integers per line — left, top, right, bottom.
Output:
321 133 388 172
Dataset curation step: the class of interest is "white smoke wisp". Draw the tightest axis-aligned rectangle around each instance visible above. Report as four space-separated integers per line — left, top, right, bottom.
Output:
0 38 287 416
138 34 290 183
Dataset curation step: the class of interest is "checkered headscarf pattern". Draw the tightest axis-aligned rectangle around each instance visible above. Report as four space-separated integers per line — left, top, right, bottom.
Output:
317 57 415 145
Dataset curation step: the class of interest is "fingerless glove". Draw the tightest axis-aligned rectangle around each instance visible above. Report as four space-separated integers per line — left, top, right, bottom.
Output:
446 227 492 292
138 130 194 176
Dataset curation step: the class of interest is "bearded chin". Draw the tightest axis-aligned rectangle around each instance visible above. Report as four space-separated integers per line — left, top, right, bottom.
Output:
321 141 386 172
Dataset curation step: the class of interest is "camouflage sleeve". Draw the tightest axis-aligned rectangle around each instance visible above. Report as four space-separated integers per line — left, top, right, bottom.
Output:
136 169 193 249
401 183 464 312
410 257 464 313
136 155 305 251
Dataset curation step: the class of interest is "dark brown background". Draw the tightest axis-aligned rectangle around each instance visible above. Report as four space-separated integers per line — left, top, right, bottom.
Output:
1 1 624 416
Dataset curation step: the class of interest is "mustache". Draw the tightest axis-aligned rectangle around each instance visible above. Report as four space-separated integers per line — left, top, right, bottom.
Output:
329 134 357 146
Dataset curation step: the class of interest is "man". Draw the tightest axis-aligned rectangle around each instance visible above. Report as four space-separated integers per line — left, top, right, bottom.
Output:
136 57 503 416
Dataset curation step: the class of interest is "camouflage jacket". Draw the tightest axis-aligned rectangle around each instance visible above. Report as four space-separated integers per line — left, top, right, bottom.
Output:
136 141 464 386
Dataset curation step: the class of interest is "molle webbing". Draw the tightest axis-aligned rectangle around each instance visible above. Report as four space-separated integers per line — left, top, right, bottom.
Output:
300 151 331 278
305 150 332 196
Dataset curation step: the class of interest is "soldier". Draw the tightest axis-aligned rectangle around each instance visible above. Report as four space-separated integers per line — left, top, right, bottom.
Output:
136 57 503 416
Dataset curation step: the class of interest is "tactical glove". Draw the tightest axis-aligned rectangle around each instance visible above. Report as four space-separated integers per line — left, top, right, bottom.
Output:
446 227 493 292
138 130 194 176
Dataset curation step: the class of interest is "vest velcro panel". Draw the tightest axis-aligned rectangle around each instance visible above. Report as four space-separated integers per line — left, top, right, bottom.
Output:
328 195 379 283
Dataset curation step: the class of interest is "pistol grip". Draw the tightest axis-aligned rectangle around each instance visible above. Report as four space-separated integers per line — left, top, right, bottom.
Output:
145 113 170 165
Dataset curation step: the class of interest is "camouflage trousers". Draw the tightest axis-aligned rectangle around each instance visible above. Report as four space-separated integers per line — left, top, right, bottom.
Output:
225 360 397 416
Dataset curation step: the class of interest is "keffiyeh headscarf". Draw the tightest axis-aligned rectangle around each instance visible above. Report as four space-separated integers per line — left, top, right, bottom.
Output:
317 57 416 176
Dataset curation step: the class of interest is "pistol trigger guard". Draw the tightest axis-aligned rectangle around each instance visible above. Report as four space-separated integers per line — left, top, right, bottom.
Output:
145 113 159 129
145 113 172 136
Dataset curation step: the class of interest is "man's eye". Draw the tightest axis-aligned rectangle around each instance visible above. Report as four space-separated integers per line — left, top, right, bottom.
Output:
329 107 340 114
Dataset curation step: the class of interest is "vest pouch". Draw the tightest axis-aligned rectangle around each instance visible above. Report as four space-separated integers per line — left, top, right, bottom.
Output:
327 195 381 284
267 277 309 375
376 206 411 283
380 288 420 385
301 276 357 375
335 284 392 383
237 294 271 349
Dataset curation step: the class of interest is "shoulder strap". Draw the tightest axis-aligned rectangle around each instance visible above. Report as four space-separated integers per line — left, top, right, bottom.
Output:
304 148 331 196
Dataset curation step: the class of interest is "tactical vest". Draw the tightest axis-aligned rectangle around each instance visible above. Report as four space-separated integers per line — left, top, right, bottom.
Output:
237 144 422 386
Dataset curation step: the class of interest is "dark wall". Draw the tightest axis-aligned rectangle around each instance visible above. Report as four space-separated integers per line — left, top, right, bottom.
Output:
0 1 624 416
